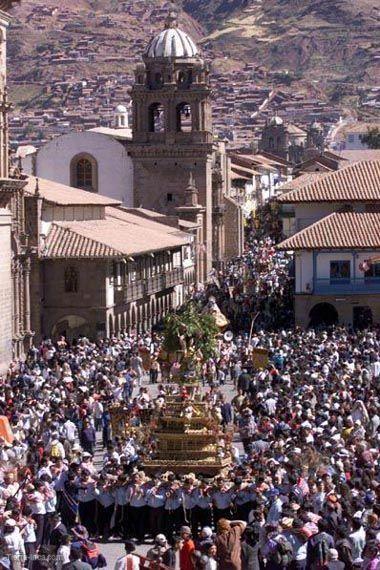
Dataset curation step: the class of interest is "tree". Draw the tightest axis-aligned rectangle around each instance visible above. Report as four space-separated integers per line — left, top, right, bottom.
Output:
360 127 380 149
162 302 219 361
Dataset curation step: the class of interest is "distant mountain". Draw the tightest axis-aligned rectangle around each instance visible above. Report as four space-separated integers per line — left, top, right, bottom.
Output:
5 0 379 120
183 0 379 106
182 0 250 28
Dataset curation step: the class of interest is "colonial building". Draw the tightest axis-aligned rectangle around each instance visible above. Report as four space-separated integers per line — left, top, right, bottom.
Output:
24 177 193 341
277 160 380 328
19 10 244 281
330 120 380 151
129 9 243 279
19 107 134 205
259 116 324 164
0 1 32 372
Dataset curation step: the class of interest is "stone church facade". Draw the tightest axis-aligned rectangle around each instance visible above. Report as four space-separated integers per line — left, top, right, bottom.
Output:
0 2 33 372
129 10 243 281
259 116 325 165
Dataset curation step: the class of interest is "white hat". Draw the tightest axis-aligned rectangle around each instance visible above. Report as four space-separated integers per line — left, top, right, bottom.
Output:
201 526 213 538
4 519 16 527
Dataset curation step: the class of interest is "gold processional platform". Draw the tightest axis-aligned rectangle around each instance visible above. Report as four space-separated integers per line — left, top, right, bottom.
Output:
111 300 233 475
143 389 232 475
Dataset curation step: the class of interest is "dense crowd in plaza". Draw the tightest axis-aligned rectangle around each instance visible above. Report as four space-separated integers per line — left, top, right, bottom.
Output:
0 210 379 570
0 323 378 569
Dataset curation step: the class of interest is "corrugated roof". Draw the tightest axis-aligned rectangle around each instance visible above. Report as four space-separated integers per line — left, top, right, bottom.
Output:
277 160 380 203
277 212 380 251
42 208 192 259
24 176 121 207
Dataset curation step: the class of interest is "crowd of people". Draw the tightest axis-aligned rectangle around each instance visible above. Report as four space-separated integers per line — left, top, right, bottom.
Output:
0 324 378 569
195 207 294 332
0 209 378 570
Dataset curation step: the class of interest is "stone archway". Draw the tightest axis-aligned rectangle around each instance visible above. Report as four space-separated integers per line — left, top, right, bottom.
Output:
120 312 126 334
309 303 339 328
52 315 90 342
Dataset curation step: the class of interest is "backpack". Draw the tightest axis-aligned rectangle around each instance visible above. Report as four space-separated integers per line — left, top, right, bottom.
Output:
50 442 62 459
270 536 294 567
312 534 330 568
82 541 106 569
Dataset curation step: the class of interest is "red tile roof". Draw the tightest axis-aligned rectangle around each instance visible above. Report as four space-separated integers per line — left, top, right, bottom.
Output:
277 160 380 203
338 150 380 163
24 176 121 207
42 209 192 259
278 173 323 194
277 212 380 251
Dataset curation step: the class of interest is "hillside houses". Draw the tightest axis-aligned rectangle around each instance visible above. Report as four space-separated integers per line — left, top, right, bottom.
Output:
8 3 345 151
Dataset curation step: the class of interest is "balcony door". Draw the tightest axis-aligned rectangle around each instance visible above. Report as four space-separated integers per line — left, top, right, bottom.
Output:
330 260 350 284
364 261 380 282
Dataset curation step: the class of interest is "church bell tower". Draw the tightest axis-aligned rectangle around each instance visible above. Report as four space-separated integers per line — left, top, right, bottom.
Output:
129 8 215 278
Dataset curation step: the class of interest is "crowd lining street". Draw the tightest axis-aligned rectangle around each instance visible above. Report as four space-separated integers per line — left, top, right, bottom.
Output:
0 214 379 569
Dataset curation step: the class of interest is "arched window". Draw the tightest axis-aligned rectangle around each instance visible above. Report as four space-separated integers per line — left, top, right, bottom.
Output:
178 71 186 85
176 102 192 132
64 266 79 293
178 70 193 88
70 154 98 192
148 103 165 133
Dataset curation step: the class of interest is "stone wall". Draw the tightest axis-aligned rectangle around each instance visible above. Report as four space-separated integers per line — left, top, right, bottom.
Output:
41 259 108 340
0 208 12 373
295 294 380 328
133 154 213 277
224 196 244 259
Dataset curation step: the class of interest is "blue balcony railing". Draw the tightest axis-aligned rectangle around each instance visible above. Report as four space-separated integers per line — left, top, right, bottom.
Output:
314 277 380 295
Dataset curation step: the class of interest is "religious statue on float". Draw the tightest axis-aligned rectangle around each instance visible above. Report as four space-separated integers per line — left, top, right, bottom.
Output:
159 299 228 381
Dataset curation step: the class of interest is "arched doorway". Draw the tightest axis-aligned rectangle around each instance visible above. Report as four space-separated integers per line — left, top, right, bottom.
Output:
108 314 114 337
52 315 90 342
309 303 338 328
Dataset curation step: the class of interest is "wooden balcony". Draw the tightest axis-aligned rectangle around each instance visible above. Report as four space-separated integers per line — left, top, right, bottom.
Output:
124 281 144 303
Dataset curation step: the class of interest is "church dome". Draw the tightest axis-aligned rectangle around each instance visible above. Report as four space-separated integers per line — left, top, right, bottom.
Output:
145 11 199 59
